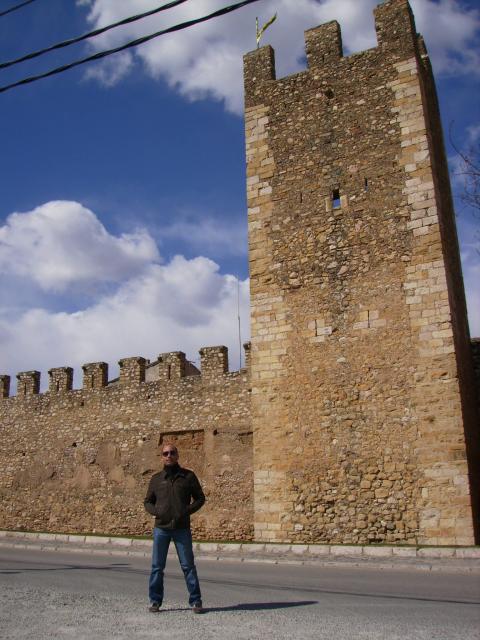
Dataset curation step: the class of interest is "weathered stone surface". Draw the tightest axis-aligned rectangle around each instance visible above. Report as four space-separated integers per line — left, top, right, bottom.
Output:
244 0 479 545
0 348 253 541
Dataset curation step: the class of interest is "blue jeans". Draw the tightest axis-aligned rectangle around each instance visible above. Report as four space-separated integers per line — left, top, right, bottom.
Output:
149 527 202 606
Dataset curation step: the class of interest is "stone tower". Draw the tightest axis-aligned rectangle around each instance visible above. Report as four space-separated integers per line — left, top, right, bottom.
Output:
244 0 479 545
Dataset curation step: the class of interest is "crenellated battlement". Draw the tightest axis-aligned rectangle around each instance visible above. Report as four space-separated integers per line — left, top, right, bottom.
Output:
157 351 188 381
199 346 228 379
16 371 40 398
305 21 343 68
82 361 108 389
119 356 147 386
374 0 417 53
0 343 251 399
48 367 73 393
0 375 10 398
244 0 421 108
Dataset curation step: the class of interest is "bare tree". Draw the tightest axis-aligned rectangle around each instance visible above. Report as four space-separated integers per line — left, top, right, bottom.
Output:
457 144 480 213
450 128 480 215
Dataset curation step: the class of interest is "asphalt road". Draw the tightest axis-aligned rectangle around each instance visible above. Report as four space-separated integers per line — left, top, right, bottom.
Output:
1 548 479 639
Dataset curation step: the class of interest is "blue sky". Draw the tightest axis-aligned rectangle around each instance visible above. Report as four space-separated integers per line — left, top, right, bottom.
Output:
0 0 479 390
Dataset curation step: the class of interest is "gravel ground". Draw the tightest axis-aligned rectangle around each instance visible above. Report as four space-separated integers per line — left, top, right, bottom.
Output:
0 587 321 640
2 583 479 640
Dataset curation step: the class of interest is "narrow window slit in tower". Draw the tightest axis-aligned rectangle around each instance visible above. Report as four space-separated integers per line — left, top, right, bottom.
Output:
332 188 341 209
364 178 369 191
167 364 171 380
299 191 303 203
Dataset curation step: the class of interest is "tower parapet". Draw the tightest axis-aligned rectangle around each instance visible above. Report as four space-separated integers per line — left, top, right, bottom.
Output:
243 46 275 109
305 21 342 68
374 0 417 55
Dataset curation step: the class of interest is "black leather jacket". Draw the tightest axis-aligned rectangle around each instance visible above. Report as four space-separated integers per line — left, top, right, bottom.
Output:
144 465 205 529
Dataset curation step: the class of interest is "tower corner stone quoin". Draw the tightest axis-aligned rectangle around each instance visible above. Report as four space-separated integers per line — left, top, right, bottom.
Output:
244 0 480 545
0 0 478 547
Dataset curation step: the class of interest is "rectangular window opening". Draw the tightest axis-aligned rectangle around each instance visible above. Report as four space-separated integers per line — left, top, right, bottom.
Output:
364 178 369 191
332 188 341 209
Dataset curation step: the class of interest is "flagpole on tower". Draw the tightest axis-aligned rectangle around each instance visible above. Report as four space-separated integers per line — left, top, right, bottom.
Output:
256 12 277 48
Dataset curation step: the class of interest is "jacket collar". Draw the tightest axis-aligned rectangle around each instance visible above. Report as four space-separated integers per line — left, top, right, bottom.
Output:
161 464 186 479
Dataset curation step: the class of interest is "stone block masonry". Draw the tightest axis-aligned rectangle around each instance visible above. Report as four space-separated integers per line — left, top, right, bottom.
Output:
244 0 479 545
0 0 479 546
0 347 253 541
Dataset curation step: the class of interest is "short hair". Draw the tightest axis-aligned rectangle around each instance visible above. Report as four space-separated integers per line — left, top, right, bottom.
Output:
162 443 178 454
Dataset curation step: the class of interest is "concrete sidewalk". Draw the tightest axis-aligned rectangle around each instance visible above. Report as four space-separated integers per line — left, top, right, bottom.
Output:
1 530 479 573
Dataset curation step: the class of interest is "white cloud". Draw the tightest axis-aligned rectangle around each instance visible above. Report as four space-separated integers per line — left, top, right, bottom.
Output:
83 50 134 86
78 0 480 113
0 257 250 390
0 201 159 292
0 201 250 391
158 213 247 257
410 0 480 76
467 124 480 144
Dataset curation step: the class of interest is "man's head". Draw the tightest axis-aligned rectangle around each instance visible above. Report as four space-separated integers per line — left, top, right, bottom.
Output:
162 444 179 467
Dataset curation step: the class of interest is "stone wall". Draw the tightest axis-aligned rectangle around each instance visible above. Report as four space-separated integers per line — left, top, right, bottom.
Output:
244 0 479 545
0 347 253 540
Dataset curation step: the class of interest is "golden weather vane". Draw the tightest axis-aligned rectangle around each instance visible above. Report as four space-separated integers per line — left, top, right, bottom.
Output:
256 12 277 48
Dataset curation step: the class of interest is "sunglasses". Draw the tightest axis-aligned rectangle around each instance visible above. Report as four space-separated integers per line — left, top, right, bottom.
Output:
162 450 177 457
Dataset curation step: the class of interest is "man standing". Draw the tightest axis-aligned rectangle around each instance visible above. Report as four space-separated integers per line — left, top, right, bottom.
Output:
144 444 205 613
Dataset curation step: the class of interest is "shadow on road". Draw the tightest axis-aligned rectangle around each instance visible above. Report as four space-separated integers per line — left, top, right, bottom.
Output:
153 601 318 613
0 562 132 575
206 600 318 612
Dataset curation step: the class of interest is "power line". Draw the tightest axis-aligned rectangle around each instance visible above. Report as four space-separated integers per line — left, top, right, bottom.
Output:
0 0 191 71
0 0 38 19
0 0 264 94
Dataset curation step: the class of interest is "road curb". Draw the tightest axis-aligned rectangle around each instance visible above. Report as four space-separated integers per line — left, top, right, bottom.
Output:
1 530 479 573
